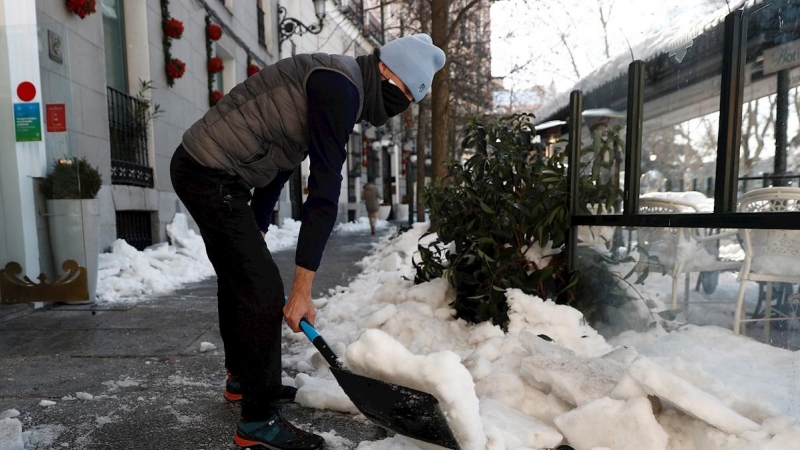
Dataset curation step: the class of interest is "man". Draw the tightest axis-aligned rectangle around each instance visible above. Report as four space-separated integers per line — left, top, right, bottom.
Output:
170 34 445 450
362 180 381 235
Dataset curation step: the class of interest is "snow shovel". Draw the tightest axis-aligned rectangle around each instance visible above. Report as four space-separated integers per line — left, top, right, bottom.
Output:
292 311 460 449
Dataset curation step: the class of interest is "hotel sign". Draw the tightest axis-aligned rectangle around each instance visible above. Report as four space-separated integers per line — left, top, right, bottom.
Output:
764 39 800 75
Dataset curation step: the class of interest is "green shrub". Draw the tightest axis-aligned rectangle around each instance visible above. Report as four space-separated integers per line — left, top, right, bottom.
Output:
41 157 103 200
414 113 622 329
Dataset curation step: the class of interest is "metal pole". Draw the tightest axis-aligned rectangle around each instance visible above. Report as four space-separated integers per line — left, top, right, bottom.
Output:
775 69 789 186
714 10 747 213
567 90 583 272
623 60 645 215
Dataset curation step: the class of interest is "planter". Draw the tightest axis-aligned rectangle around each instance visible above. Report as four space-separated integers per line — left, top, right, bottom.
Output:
394 203 409 221
47 199 99 303
377 204 392 221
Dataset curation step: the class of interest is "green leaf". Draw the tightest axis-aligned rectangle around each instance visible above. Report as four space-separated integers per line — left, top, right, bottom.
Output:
479 201 495 214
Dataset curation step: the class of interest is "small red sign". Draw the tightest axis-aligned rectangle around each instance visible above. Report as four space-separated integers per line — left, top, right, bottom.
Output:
17 82 36 102
46 104 67 133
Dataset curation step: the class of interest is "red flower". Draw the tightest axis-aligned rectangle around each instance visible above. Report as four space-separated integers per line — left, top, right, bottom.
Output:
206 23 223 41
208 57 224 74
164 18 184 40
66 0 96 19
247 64 260 77
210 90 224 106
166 58 186 80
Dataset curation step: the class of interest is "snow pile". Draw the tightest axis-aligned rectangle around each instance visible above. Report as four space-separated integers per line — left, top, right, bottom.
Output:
281 222 800 450
334 217 390 234
97 213 303 303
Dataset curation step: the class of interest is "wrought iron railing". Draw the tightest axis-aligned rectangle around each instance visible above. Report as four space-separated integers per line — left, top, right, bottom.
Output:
107 86 154 188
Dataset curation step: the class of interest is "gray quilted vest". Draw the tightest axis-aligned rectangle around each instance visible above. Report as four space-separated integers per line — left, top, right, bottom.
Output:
181 53 364 188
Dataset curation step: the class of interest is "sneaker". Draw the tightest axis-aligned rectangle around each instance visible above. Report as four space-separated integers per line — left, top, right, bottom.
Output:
234 411 325 450
225 372 298 403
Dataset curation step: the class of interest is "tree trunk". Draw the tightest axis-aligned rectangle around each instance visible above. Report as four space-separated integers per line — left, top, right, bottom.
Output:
416 99 429 222
431 0 450 186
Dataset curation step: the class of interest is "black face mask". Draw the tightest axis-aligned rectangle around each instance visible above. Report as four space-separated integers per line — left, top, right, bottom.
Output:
381 80 411 118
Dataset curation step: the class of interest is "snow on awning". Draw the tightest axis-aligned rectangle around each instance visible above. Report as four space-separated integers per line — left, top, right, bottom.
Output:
535 0 755 124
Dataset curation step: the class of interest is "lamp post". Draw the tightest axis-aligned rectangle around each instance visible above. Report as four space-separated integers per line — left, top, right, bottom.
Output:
278 0 326 48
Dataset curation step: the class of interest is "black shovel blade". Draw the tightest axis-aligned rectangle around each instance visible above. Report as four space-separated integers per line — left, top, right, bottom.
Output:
331 366 460 450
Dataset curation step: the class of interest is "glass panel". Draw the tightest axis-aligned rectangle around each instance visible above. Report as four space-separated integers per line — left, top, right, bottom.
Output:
580 97 627 216
575 224 799 350
639 6 727 212
739 1 800 197
575 222 799 439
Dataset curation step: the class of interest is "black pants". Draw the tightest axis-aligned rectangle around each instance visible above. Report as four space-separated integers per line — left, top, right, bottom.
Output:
170 144 283 421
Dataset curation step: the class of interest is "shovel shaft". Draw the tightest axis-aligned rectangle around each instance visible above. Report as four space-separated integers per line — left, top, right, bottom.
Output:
301 319 344 370
284 297 344 370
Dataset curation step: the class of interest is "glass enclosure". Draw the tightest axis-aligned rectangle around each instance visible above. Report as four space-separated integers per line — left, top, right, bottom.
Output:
577 223 799 349
739 2 800 195
638 9 725 211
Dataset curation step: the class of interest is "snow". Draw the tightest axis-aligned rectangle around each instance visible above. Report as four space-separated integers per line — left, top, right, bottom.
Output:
535 1 752 122
75 392 93 401
95 213 388 304
199 341 216 352
334 217 390 234
37 400 55 407
0 418 23 450
554 397 670 450
29 211 798 449
0 412 18 420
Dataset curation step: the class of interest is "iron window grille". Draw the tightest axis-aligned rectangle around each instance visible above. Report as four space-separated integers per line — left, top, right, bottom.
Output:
107 86 154 188
116 211 153 251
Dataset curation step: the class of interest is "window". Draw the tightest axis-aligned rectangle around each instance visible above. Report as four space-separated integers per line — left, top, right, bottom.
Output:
101 0 127 93
214 44 236 94
257 0 275 54
257 0 266 47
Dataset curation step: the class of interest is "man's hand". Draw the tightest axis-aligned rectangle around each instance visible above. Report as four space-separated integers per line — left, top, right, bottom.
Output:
284 266 316 332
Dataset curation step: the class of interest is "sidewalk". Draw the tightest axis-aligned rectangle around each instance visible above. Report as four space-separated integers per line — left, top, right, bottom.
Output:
0 227 393 449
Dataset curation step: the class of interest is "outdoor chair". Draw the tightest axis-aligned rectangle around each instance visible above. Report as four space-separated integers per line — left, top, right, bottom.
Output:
637 197 741 312
734 187 800 341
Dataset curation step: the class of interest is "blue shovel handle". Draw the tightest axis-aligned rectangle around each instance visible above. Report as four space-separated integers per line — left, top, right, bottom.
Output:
284 296 342 369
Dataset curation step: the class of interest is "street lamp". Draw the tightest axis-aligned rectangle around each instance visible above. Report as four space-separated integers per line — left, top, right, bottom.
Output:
278 0 326 46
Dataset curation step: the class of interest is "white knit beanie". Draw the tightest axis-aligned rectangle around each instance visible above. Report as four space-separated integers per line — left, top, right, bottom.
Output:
379 34 446 103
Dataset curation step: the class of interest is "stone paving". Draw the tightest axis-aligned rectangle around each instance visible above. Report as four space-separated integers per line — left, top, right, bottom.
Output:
0 227 395 449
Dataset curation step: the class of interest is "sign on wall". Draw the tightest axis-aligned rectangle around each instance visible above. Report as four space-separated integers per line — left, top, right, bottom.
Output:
764 39 800 75
46 104 67 133
14 81 42 142
14 103 42 142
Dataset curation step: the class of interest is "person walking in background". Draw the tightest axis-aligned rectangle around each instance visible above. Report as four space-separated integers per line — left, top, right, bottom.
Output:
362 180 381 235
170 34 445 450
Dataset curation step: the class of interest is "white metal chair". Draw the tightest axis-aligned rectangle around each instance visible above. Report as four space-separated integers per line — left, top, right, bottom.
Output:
734 187 800 340
638 198 741 311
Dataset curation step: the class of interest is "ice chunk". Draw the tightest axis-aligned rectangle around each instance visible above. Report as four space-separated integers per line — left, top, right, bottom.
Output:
199 342 216 352
0 418 23 450
0 410 19 419
554 397 669 450
38 400 56 407
75 392 94 401
479 398 563 449
628 357 760 435
520 352 625 407
294 374 358 414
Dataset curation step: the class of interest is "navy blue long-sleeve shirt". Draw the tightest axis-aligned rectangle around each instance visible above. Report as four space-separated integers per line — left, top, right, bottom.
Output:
250 70 359 272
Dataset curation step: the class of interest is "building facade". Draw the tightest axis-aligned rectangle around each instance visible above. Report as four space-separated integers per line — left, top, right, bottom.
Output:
0 0 407 306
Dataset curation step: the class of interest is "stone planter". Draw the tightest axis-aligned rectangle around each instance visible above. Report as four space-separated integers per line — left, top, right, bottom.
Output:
394 203 409 221
378 204 392 221
46 199 99 303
